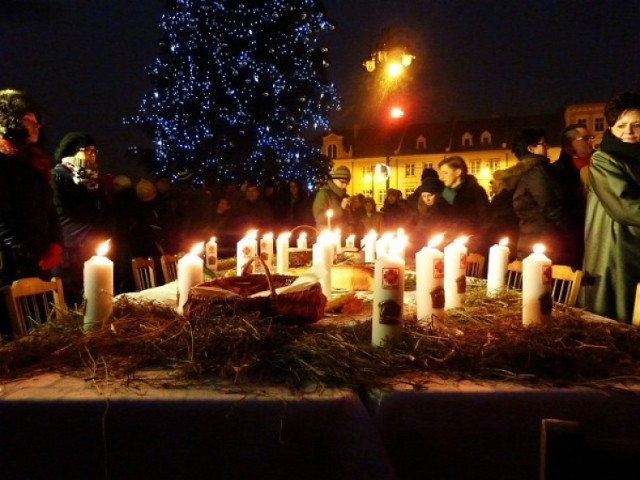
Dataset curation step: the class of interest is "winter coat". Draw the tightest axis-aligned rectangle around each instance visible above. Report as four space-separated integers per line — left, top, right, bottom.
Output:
485 188 519 255
442 174 489 253
312 181 349 230
0 151 62 286
580 130 640 323
495 155 566 261
551 151 588 268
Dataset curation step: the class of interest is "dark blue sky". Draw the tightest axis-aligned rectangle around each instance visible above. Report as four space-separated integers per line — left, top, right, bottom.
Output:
1 0 638 176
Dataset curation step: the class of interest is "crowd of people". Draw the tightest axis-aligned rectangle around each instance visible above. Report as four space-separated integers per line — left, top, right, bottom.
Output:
1 87 640 336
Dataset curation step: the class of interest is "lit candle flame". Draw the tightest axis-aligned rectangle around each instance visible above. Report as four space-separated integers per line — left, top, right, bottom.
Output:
190 242 204 256
96 239 111 256
326 209 333 219
246 230 258 239
427 233 445 248
209 236 216 243
454 236 469 245
278 232 291 239
499 237 509 247
262 232 273 240
533 243 546 254
299 232 307 240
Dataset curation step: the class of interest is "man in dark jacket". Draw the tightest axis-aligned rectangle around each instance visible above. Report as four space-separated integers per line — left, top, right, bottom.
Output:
312 165 352 231
551 124 594 268
498 128 567 262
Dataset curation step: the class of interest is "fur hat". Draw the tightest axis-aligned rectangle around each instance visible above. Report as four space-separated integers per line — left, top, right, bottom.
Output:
421 177 444 194
421 167 439 182
54 132 97 163
331 165 351 181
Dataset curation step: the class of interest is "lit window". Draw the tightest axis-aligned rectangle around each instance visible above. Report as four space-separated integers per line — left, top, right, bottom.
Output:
594 117 605 132
405 164 415 176
462 132 473 146
327 144 337 159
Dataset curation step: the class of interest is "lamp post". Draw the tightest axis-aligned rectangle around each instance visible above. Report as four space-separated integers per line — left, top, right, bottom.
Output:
363 27 416 77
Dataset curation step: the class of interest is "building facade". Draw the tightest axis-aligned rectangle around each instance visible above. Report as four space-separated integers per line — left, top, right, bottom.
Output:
322 103 606 201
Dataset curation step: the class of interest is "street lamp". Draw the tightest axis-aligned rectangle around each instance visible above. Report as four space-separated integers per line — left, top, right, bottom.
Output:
362 27 416 76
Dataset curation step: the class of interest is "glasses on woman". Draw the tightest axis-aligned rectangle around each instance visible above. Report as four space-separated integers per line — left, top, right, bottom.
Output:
79 147 99 156
574 135 595 142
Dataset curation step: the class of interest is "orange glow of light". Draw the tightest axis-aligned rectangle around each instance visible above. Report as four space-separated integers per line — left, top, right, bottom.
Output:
499 237 509 247
454 236 469 246
533 243 546 254
389 106 405 119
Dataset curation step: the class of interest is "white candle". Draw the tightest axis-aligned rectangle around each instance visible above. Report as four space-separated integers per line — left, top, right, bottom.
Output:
296 232 307 250
486 237 510 297
332 228 342 255
276 232 291 274
205 236 218 272
372 252 405 346
237 230 258 275
345 234 356 249
83 239 113 331
313 231 333 298
177 242 204 315
391 232 408 261
415 234 445 328
522 243 552 326
260 233 274 270
363 230 377 264
444 236 468 310
326 209 333 231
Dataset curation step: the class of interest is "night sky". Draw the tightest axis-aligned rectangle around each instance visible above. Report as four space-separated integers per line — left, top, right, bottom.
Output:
1 0 639 177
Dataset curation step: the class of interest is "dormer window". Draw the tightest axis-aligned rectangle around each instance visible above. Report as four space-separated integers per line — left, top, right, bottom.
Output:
462 132 473 147
327 144 337 159
416 135 427 150
480 130 491 145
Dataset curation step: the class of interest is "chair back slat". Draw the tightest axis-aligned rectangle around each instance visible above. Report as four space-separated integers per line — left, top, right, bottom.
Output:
466 253 486 279
131 257 157 291
506 260 523 290
160 254 178 284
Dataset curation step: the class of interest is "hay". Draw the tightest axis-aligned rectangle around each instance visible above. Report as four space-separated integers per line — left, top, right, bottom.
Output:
2 290 640 391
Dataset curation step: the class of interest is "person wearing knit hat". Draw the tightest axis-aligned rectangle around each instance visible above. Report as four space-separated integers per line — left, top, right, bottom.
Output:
51 131 108 305
312 165 352 230
421 177 444 195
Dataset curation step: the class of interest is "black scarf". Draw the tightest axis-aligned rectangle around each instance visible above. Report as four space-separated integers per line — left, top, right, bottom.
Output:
600 129 640 164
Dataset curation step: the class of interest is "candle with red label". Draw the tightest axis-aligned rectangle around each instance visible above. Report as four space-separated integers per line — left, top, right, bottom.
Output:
276 232 290 274
522 243 552 325
236 230 258 275
259 233 274 270
205 236 218 272
177 242 204 315
372 251 405 346
444 236 468 309
486 237 510 297
416 233 445 327
83 239 113 331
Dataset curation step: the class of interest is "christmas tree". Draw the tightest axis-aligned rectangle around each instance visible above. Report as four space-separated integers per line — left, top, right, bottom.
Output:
127 0 340 185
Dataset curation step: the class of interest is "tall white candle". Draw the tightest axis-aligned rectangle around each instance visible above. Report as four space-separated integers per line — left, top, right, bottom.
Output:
415 233 445 328
372 252 405 346
391 232 408 262
205 236 218 272
177 242 204 315
237 230 258 275
522 243 552 326
486 237 510 297
83 239 113 331
444 236 468 310
259 233 274 270
313 231 333 298
276 232 291 274
296 232 307 250
332 229 342 255
363 230 377 264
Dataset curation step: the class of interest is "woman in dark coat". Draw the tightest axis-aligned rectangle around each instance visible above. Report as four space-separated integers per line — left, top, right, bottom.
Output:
437 155 489 253
581 91 640 323
0 89 62 334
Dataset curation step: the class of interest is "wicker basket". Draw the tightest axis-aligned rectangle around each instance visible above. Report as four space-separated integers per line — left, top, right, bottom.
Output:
184 257 327 325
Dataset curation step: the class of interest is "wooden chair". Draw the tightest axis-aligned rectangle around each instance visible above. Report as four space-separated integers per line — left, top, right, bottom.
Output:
506 260 523 290
131 257 157 291
465 253 485 278
160 254 178 284
550 265 583 307
3 276 66 337
633 283 640 327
